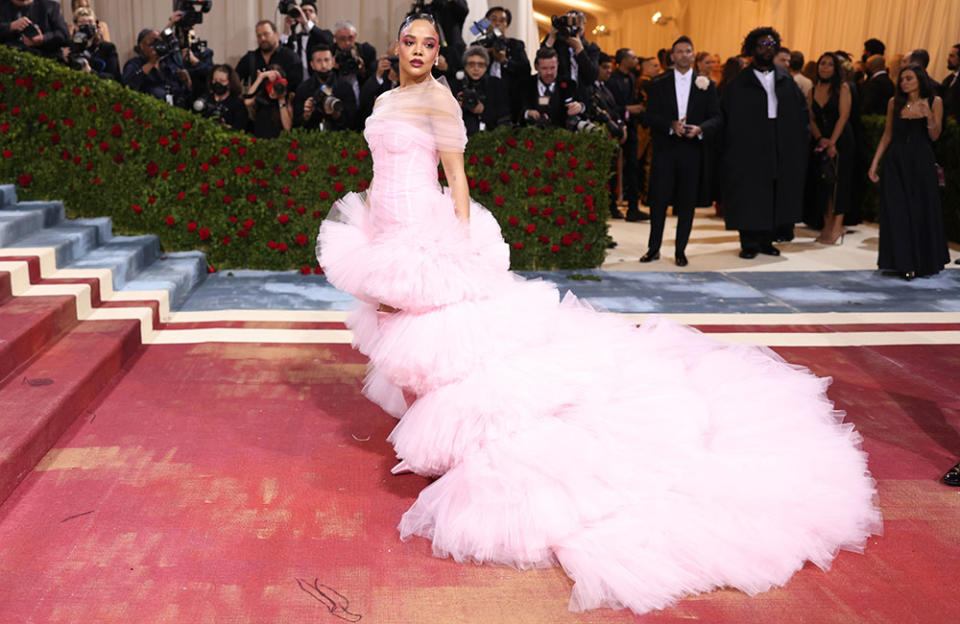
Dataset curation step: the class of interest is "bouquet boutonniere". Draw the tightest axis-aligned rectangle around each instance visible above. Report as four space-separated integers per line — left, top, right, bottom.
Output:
695 76 710 91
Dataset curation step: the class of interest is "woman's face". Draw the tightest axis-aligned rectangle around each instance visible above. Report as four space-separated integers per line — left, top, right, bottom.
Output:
697 55 714 75
899 69 918 94
398 19 439 82
212 69 229 87
818 55 834 80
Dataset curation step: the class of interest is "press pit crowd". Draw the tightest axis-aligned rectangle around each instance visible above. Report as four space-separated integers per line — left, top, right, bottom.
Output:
2 0 958 273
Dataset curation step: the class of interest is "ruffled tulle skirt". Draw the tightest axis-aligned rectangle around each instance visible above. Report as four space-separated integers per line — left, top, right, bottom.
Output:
316 187 881 614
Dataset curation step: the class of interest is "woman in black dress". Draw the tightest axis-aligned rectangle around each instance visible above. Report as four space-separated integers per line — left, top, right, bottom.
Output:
808 52 855 244
868 64 948 279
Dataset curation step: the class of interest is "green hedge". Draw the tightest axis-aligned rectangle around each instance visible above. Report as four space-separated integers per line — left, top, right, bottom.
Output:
860 114 960 242
0 48 616 272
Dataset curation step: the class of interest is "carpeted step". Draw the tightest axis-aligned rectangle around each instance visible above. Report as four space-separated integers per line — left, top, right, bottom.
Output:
122 251 207 310
66 235 162 291
0 295 78 384
0 317 141 505
0 184 16 208
0 270 10 306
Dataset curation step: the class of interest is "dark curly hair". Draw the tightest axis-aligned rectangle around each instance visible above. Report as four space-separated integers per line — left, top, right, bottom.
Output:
741 27 781 57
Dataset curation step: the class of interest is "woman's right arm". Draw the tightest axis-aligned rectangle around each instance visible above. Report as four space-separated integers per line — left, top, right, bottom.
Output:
868 97 895 182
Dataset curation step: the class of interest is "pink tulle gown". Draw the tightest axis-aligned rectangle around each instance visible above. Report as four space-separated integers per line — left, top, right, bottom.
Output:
316 78 881 615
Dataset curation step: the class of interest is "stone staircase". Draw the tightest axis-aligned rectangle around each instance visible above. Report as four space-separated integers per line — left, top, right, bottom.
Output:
0 184 207 504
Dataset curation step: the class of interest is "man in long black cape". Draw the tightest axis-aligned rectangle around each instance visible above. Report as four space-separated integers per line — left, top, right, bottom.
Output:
720 27 810 258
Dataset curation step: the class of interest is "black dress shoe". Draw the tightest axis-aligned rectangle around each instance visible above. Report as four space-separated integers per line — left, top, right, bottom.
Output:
759 244 780 256
625 210 651 222
640 250 660 263
609 209 624 219
674 253 688 267
774 235 794 243
738 249 758 259
943 462 960 486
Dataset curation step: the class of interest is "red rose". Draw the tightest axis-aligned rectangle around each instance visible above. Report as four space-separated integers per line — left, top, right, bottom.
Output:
200 182 210 195
506 137 517 147
148 196 156 204
187 221 198 232
247 193 257 203
296 234 308 246
87 128 97 138
314 266 324 275
510 162 520 171
287 152 298 162
550 172 559 181
278 242 288 252
37 113 48 123
585 161 594 170
513 242 524 249
222 236 231 245
494 195 505 206
52 80 63 90
216 179 225 188
176 163 186 173
561 235 573 246
355 149 369 159
568 157 578 168
98 141 109 152
123 109 134 120
285 199 296 209
237 230 249 238
528 205 539 215
585 244 592 251
114 153 124 164
161 171 170 180
588 213 597 222
533 169 541 178
267 240 278 249
10 106 20 116
542 206 554 216
319 191 330 200
541 185 554 195
2 149 10 159
468 155 479 165
357 179 369 191
223 195 232 204
165 216 175 226
300 266 312 275
109 124 122 137
297 164 308 173
198 228 210 240
146 162 159 176
574 185 585 193
229 216 238 224
220 147 231 155
131 204 142 214
468 178 478 189
545 149 555 160
296 205 306 215
539 235 550 244
278 214 290 225
207 266 217 274
497 146 506 154
92 178 101 184
525 223 536 233
334 181 345 192
508 216 520 226
177 191 186 201
237 146 247 156
73 155 82 165
328 165 339 175
111 103 123 113
498 172 510 183
210 155 220 165
340 148 348 159
157 136 170 147
558 195 567 204
64 118 75 127
289 140 300 150
312 210 322 218
243 219 255 230
347 166 359 176
130 140 140 150
550 244 560 253
526 186 538 196
19 173 34 187
0 122 8 133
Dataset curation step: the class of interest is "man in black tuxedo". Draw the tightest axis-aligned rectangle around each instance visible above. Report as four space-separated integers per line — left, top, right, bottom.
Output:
941 44 960 122
332 19 377 114
236 20 303 93
0 0 68 58
521 47 584 129
606 47 649 221
720 27 810 259
907 49 940 92
482 6 530 123
280 1 333 79
860 55 894 116
641 36 720 267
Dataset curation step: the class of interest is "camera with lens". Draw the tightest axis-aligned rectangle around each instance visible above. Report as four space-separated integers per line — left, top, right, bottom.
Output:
278 0 303 18
588 92 625 139
336 48 360 75
269 79 287 98
551 12 582 39
314 83 344 115
471 20 506 52
150 28 181 63
66 23 96 70
175 0 211 28
192 96 228 123
563 97 598 133
460 87 483 111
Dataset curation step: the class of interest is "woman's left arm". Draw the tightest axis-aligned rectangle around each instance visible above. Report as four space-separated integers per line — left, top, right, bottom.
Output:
927 96 943 141
439 151 470 224
829 83 852 147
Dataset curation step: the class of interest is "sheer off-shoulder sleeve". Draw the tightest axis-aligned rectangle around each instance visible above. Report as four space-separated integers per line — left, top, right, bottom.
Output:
371 78 468 153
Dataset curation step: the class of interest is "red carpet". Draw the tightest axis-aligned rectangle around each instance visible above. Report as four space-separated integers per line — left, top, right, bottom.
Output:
0 339 958 623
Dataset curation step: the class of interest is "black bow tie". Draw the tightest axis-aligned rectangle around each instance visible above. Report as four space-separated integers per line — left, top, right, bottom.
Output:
755 67 773 74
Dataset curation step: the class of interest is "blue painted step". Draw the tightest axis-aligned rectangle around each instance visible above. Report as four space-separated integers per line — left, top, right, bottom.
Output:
122 251 207 309
66 235 162 291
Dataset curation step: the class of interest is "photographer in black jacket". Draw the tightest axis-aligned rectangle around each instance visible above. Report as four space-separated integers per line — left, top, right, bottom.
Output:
522 47 585 129
243 63 293 138
294 44 357 131
193 64 248 131
540 9 599 88
280 0 333 78
0 0 68 58
64 7 118 81
236 20 303 94
476 6 529 123
451 45 510 137
359 44 399 128
122 28 192 107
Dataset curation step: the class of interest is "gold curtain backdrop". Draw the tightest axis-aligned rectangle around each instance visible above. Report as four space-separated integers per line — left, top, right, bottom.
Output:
603 0 960 81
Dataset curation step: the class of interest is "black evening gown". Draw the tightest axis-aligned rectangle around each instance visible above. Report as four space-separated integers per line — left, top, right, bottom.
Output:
805 92 856 228
878 116 950 277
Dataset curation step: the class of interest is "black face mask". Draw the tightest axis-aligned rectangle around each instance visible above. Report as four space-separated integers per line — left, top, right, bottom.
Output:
315 70 333 83
211 82 229 96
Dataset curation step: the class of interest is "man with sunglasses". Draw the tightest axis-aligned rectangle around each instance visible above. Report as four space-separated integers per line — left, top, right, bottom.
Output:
719 27 810 260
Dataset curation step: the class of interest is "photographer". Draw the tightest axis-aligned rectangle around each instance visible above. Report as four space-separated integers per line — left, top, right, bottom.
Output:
540 10 599 88
236 20 303 95
606 47 647 221
122 28 192 107
69 1 110 42
359 44 399 128
477 6 529 123
279 0 333 77
521 47 584 129
193 64 247 131
332 20 376 109
294 44 356 131
166 8 214 101
451 45 510 137
0 0 69 58
64 7 118 81
243 64 293 138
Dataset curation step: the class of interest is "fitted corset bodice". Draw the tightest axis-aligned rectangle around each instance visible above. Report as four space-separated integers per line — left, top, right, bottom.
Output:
365 119 441 194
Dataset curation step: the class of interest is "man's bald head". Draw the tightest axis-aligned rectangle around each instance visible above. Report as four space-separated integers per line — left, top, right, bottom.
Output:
865 54 885 75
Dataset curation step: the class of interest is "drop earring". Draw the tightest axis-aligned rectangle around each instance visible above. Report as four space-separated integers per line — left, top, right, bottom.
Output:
434 57 439 67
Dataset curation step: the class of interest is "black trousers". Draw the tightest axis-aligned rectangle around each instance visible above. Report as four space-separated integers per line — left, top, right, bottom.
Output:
610 135 640 213
739 229 774 252
648 141 701 255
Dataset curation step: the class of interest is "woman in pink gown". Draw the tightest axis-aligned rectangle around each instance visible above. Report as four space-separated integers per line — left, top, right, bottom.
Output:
316 14 881 615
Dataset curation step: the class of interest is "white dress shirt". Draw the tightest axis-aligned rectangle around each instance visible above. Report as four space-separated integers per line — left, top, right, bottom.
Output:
753 68 778 118
674 68 692 120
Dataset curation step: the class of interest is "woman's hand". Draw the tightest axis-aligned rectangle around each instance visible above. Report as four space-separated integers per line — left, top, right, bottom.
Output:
917 98 932 119
815 136 831 151
826 144 838 158
868 162 880 183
